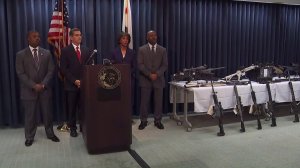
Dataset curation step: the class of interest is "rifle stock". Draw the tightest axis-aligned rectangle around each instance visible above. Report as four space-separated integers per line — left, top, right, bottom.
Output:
288 81 300 122
266 82 277 126
249 82 262 130
223 64 258 81
211 81 225 136
233 84 245 132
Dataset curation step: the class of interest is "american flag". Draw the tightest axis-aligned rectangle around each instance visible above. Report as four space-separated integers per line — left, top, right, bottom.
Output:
48 0 70 64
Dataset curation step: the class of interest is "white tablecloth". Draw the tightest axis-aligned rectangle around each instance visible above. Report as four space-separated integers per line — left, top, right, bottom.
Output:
274 81 300 102
170 81 299 113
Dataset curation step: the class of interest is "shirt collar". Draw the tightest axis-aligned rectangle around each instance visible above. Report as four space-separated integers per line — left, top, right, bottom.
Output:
29 45 39 52
72 43 80 50
148 43 157 49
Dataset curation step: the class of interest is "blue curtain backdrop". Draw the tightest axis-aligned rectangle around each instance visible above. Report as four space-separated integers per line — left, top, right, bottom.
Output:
1 0 300 127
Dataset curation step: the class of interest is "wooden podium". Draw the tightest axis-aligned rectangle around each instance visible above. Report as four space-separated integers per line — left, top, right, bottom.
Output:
81 64 132 154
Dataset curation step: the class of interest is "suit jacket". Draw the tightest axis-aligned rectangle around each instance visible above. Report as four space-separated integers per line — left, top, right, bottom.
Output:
15 47 54 100
110 47 136 78
60 45 91 91
137 44 168 88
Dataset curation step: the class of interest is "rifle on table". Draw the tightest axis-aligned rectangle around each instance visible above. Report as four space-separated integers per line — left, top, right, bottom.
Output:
266 82 277 127
249 81 262 130
211 80 225 136
223 64 259 81
183 65 208 83
233 83 245 132
288 79 300 122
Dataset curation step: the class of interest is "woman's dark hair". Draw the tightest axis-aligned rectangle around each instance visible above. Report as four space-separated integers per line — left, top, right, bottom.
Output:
118 32 131 45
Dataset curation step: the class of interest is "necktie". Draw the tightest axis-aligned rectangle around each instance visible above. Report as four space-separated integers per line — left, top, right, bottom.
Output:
151 45 155 53
33 48 39 69
76 46 81 63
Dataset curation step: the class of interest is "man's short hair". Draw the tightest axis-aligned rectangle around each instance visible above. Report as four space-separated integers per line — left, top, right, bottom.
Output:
27 31 39 38
69 28 81 36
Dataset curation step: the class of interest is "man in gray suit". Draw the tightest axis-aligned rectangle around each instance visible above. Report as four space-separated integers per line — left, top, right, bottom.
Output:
16 31 59 146
137 30 168 130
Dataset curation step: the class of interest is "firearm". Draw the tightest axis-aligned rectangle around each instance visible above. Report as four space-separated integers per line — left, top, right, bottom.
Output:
288 79 300 122
201 67 225 73
182 65 208 83
233 83 245 132
266 82 277 126
249 81 262 130
260 63 284 76
272 65 284 76
223 64 259 81
183 65 208 72
211 80 225 136
283 65 300 78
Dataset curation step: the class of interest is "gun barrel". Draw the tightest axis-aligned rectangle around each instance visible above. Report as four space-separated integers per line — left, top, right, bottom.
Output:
184 66 207 71
205 67 225 72
242 65 259 72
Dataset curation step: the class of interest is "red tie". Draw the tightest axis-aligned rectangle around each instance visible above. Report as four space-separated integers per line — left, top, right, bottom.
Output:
76 46 81 63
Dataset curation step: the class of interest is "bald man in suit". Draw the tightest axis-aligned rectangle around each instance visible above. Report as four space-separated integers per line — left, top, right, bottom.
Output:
16 31 59 146
137 30 168 130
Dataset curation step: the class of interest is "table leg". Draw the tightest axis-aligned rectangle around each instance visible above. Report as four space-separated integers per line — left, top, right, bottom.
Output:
184 89 192 132
170 86 182 125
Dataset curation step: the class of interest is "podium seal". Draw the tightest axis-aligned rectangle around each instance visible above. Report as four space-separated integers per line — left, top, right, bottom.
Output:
97 66 121 89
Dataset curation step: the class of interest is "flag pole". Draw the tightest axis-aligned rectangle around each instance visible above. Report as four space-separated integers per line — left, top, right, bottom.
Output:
56 0 70 132
59 0 64 60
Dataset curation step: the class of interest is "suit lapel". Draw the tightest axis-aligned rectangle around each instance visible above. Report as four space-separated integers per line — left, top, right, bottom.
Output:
80 46 87 63
124 48 132 62
25 48 39 71
38 48 46 70
117 48 124 62
69 45 81 63
155 45 161 55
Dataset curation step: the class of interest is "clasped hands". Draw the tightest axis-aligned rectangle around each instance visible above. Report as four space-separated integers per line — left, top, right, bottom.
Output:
149 72 158 81
33 84 45 92
74 80 81 88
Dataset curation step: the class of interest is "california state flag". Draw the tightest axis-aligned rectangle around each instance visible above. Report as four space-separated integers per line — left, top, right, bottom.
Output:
122 0 133 49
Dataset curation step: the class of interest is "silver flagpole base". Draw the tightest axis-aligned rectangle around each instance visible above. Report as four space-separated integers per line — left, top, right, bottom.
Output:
56 122 70 132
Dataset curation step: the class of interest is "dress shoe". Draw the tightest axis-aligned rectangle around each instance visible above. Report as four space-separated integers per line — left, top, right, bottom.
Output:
70 129 78 137
48 135 60 142
154 121 164 129
25 139 33 147
138 121 148 130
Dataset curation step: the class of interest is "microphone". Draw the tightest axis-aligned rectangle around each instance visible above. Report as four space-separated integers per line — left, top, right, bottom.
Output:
103 58 112 65
85 49 97 65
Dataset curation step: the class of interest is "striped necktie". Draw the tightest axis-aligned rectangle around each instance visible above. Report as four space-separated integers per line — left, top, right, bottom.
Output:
151 45 155 53
76 46 81 63
33 48 39 69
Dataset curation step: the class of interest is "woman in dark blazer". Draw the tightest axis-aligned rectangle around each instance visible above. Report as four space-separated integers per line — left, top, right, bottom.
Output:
110 32 136 115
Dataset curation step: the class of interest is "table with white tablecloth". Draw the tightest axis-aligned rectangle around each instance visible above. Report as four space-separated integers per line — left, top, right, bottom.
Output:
169 80 300 131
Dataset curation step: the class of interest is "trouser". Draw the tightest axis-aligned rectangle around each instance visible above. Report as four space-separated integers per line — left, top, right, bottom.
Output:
66 90 80 130
23 97 54 140
139 87 163 122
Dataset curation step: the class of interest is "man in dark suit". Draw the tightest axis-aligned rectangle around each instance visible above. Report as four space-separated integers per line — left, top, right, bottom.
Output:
16 31 60 146
60 28 92 137
137 30 168 130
